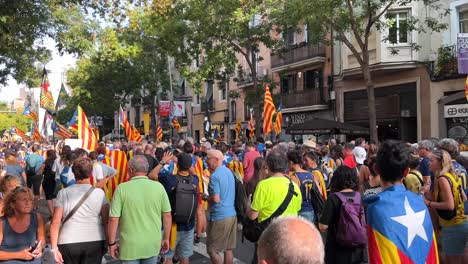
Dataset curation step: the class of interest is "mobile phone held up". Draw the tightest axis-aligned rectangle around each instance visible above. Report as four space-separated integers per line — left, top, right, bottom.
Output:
29 240 42 253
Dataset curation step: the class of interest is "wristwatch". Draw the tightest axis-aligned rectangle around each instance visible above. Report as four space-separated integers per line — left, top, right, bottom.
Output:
108 241 117 246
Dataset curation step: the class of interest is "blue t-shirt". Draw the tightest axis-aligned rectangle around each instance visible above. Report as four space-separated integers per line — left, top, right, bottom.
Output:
159 173 199 231
208 165 236 221
417 157 432 178
257 143 265 155
295 171 314 212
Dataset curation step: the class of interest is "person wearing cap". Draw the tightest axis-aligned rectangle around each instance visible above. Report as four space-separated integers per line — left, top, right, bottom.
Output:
159 153 201 264
353 146 367 170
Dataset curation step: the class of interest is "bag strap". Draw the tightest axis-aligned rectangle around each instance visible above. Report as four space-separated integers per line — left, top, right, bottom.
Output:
266 177 298 221
62 187 95 226
408 171 424 187
335 192 360 204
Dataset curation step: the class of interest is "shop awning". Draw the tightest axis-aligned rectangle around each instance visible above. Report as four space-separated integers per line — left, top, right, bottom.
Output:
285 118 369 135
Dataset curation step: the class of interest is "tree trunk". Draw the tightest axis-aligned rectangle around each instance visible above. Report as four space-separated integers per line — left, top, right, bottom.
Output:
361 64 378 142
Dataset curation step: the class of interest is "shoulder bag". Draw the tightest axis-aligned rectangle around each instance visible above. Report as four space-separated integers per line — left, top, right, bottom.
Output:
61 187 95 227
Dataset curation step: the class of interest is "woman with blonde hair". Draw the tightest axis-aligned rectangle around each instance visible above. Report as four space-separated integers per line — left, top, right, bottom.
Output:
0 187 45 263
426 149 468 264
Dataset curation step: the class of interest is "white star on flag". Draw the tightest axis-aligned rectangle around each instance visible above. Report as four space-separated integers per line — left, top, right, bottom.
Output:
391 196 428 248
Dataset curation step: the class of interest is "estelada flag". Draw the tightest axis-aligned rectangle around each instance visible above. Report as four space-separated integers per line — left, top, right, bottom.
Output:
77 106 97 151
262 84 275 135
68 109 78 132
23 106 38 121
366 185 438 264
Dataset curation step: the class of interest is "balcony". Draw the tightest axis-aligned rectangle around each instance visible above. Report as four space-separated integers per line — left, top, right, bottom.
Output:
283 89 325 109
430 45 464 81
271 42 326 71
201 101 215 112
235 66 269 87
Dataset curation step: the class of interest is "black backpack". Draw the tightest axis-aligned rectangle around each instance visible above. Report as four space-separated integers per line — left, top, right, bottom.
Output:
170 174 198 225
232 171 248 221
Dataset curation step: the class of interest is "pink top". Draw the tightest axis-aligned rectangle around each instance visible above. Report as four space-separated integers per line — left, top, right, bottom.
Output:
243 150 262 183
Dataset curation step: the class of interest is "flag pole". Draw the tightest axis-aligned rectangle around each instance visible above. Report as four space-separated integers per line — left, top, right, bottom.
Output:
167 55 174 141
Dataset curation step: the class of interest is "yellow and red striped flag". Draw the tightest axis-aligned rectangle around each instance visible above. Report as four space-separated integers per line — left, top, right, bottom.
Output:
77 105 97 151
263 84 276 135
13 126 29 142
131 125 142 143
249 111 255 141
103 150 129 201
119 106 133 141
53 122 73 139
93 127 100 142
171 118 182 133
274 105 283 136
235 119 242 139
156 120 163 142
465 75 468 102
32 123 41 141
22 106 38 121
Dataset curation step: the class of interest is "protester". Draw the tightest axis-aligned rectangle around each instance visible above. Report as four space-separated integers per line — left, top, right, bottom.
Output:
418 139 435 187
245 157 268 199
330 145 344 167
288 150 317 223
361 157 382 199
257 216 324 264
50 158 108 264
319 166 366 264
0 175 21 217
204 150 237 264
342 143 356 169
39 150 58 216
404 154 424 194
243 142 261 183
25 145 45 205
302 151 327 199
108 155 171 263
4 149 26 185
0 187 44 263
59 152 78 188
367 140 438 263
426 149 467 263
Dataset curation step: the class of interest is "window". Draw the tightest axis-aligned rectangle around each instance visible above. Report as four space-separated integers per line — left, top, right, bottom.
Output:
304 24 308 43
230 101 237 122
304 69 323 90
460 9 468 33
284 28 296 46
219 80 227 101
388 11 409 44
281 74 297 94
194 94 200 105
244 103 252 121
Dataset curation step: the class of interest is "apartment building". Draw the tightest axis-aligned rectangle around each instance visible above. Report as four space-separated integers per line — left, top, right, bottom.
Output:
334 0 468 142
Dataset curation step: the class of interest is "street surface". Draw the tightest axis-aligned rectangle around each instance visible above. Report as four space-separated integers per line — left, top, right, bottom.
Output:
37 200 254 264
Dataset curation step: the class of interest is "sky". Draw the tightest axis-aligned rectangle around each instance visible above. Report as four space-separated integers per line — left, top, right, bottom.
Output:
0 38 77 102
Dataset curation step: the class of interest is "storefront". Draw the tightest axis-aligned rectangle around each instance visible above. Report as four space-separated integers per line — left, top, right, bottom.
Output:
443 103 468 143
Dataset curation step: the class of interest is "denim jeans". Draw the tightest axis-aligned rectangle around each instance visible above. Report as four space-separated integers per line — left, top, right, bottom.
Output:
298 210 315 224
120 255 159 264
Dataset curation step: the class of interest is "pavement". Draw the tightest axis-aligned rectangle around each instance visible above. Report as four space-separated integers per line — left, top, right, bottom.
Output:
37 199 255 264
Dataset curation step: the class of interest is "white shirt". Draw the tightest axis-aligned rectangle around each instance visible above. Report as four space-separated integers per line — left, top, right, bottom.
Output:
55 184 107 244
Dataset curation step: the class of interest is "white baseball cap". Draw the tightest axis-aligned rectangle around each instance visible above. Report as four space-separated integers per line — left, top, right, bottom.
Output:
352 146 367 165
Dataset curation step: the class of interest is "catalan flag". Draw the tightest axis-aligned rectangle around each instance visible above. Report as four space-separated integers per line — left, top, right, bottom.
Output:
235 120 242 139
262 84 275 135
68 109 78 132
104 150 129 201
31 123 41 141
22 106 38 121
274 104 282 136
53 122 73 139
131 125 142 143
12 126 29 142
40 68 55 113
93 127 100 142
77 105 97 151
171 117 182 133
366 185 438 264
249 111 255 141
119 105 132 141
156 120 163 142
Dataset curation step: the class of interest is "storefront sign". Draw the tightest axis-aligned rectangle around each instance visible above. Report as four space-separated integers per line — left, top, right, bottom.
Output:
457 33 468 74
444 104 468 118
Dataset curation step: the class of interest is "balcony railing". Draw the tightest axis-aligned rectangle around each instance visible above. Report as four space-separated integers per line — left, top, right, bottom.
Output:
431 45 464 81
235 66 269 86
271 42 326 69
283 89 324 109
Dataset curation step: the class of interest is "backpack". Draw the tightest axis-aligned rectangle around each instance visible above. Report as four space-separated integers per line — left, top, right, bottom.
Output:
232 170 248 222
170 174 198 225
335 192 367 248
437 173 464 220
25 154 40 176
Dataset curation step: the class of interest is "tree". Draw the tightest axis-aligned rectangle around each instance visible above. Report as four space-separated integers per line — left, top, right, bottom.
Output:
150 0 281 138
276 0 448 142
0 103 32 133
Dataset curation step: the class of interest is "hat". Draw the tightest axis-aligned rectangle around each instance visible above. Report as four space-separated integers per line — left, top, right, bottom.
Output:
177 153 193 171
302 139 317 149
352 146 367 165
265 140 273 146
200 137 207 144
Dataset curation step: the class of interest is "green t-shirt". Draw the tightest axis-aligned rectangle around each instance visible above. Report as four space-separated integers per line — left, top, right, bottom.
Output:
251 176 302 223
110 176 171 260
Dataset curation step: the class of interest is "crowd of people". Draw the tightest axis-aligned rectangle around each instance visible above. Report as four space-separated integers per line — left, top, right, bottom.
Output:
0 135 466 264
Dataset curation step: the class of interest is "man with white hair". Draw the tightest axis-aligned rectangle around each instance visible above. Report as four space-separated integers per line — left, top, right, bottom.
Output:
203 149 237 264
417 139 434 186
257 216 324 264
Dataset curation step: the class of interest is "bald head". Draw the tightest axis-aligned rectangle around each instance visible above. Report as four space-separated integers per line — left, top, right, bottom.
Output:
258 216 324 264
207 149 223 170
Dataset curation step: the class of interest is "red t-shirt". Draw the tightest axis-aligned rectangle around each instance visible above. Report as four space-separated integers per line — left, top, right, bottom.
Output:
243 150 262 183
343 154 357 169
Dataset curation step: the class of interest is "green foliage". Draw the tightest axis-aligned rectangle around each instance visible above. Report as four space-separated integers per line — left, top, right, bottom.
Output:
0 107 32 133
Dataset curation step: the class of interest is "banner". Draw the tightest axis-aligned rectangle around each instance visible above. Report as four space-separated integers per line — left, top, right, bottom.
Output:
458 33 468 74
143 112 150 136
159 101 171 117
173 101 186 117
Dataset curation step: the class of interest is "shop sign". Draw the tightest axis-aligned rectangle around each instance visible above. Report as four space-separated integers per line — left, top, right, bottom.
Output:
444 104 468 118
458 33 468 74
